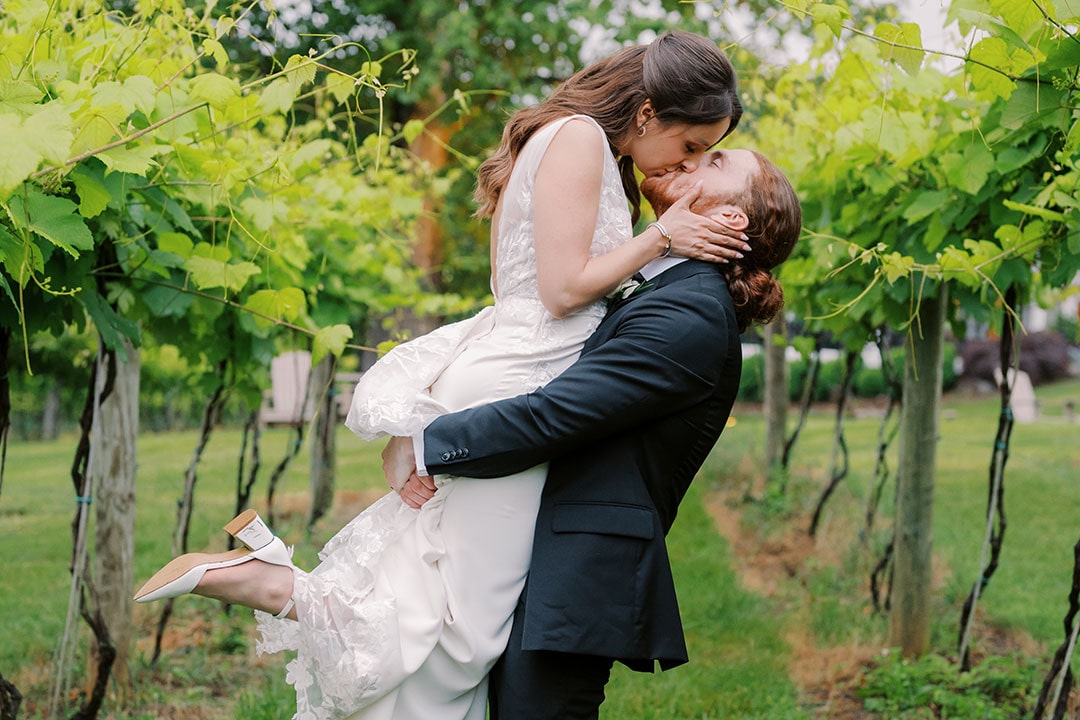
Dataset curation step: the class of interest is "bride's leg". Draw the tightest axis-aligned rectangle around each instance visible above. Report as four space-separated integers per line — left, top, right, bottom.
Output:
195 561 297 619
134 511 296 615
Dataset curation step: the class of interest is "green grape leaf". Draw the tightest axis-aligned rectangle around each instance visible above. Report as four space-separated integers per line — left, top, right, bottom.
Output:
147 248 186 270
790 334 817 360
968 37 1016 101
402 119 425 145
990 0 1044 34
0 102 73 191
999 82 1068 130
240 196 279 232
91 76 156 117
156 231 194 258
922 213 950 253
903 190 949 223
258 78 295 115
325 72 355 104
0 224 21 308
97 143 168 176
360 61 382 80
0 270 13 311
70 169 112 218
28 102 74 164
1063 117 1080 157
994 222 1045 260
192 241 230 262
0 114 43 198
1051 0 1079 22
0 80 44 115
375 339 400 357
190 72 241 111
142 282 192 317
811 4 846 38
285 55 317 93
874 22 924 75
6 188 93 257
942 142 994 195
215 17 236 39
881 252 915 284
288 139 332 173
79 288 141 355
0 220 43 277
245 287 306 328
201 38 229 67
312 323 353 365
186 255 261 292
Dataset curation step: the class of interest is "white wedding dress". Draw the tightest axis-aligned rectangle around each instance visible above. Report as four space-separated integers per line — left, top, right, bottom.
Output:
254 114 632 720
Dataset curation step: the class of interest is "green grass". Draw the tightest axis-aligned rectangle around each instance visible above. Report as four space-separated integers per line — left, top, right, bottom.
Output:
0 425 386 716
709 377 1080 660
1 423 801 719
601 485 805 719
2 378 1078 717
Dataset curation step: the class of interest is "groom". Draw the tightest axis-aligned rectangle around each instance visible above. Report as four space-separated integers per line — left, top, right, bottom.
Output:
385 148 801 718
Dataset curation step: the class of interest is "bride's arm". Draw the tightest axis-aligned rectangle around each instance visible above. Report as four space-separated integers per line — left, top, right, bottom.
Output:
533 119 743 319
532 119 649 319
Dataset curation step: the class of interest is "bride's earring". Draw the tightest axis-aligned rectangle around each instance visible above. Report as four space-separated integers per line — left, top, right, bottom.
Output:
637 124 646 137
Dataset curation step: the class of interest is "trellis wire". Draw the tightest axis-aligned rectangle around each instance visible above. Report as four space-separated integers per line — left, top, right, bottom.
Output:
48 346 105 715
863 329 902 536
1035 536 1080 720
1047 611 1079 717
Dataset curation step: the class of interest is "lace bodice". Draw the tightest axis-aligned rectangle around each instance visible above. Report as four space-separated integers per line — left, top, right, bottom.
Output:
494 114 631 307
345 114 632 440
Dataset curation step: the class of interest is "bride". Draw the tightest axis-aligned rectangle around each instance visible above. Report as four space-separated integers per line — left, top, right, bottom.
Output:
134 30 748 719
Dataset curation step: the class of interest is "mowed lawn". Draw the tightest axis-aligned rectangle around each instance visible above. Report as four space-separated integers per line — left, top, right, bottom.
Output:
1 419 803 718
2 377 1078 718
708 377 1080 655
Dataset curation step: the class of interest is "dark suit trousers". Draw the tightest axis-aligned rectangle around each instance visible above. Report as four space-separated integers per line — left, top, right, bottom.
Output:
489 594 615 720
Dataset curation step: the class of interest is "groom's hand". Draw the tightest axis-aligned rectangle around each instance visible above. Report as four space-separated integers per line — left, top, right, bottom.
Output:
382 436 418 493
400 473 437 508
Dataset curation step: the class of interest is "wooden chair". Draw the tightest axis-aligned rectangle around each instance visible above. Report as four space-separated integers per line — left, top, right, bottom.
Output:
260 351 361 427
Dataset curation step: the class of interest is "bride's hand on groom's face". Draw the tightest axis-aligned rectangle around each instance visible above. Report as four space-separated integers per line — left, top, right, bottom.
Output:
658 187 751 265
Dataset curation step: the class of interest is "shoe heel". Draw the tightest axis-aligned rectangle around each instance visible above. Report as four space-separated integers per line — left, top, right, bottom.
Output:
225 509 274 551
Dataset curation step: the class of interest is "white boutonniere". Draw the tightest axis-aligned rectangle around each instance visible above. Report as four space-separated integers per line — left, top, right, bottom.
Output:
607 275 653 310
616 276 643 299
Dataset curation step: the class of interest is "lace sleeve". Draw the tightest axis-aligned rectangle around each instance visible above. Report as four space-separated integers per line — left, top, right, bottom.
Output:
344 307 495 440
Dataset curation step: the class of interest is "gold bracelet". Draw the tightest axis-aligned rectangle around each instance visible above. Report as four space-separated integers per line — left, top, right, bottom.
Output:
648 221 672 258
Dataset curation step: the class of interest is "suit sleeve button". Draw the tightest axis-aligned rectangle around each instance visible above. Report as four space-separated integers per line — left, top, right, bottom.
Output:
441 452 452 462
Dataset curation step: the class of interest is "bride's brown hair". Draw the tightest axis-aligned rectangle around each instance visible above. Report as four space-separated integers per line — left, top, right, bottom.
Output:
474 31 741 224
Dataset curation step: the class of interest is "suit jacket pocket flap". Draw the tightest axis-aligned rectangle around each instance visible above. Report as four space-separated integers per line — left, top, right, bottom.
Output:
551 502 655 540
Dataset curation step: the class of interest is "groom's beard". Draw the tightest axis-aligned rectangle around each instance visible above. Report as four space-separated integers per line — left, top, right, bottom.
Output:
640 175 678 217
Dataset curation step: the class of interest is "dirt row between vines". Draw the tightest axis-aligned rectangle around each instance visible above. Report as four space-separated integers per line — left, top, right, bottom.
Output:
702 484 1073 719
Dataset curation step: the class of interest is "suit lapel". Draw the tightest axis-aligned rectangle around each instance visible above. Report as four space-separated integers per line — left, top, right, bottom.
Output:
608 260 721 312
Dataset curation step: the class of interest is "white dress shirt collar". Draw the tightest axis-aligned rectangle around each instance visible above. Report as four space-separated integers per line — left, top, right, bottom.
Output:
638 256 687 281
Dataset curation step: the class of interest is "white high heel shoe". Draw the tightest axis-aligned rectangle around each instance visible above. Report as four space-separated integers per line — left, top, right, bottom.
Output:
133 509 295 618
